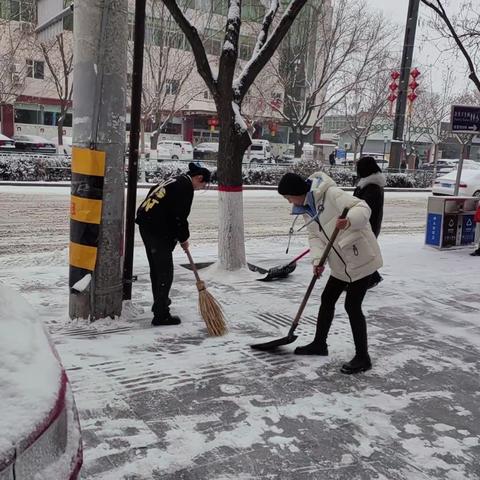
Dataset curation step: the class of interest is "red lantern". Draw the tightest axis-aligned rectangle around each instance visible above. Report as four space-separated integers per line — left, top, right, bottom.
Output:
269 122 278 136
387 93 397 102
391 71 400 80
410 67 420 79
407 92 418 102
409 80 419 90
389 81 399 92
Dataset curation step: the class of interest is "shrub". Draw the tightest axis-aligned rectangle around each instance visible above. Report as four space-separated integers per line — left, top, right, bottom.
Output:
0 154 71 181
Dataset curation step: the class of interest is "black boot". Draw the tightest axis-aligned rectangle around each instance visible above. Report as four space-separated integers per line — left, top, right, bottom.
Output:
470 248 480 256
340 354 372 374
151 314 181 326
294 341 328 356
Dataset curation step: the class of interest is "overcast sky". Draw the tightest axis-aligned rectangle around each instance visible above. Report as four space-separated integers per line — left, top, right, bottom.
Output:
366 0 471 94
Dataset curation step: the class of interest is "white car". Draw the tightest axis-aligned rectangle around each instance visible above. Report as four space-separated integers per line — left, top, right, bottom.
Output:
432 169 480 197
0 133 15 151
0 285 83 479
243 140 273 165
193 142 219 160
157 140 193 161
13 134 57 154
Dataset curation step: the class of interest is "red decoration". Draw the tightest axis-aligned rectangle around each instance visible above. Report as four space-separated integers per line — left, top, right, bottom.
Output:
407 92 418 102
391 71 400 80
409 80 419 90
389 81 399 92
410 67 421 79
387 93 398 102
268 122 278 136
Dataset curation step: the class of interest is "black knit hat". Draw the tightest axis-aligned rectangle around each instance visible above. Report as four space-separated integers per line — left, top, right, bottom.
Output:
188 162 211 183
356 156 381 178
278 173 309 195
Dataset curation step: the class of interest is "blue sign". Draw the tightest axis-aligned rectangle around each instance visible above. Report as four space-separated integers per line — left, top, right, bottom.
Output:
336 149 346 159
461 215 476 245
426 213 442 246
451 105 480 133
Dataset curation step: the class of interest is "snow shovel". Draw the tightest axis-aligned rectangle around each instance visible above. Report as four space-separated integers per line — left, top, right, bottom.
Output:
257 249 311 282
250 208 349 352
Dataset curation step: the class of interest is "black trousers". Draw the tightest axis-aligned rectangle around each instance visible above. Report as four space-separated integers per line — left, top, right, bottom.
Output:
314 274 371 357
139 226 176 319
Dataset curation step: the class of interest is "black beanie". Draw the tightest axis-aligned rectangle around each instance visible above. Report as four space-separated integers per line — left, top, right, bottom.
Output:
356 156 381 178
278 173 309 195
188 162 211 183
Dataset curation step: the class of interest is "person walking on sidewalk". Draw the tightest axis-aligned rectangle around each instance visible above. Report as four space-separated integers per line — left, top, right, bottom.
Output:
353 156 386 288
470 202 480 256
136 162 211 326
278 171 383 374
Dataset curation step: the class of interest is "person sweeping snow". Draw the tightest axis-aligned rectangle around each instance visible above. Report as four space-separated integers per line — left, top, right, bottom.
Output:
136 162 211 326
277 171 383 374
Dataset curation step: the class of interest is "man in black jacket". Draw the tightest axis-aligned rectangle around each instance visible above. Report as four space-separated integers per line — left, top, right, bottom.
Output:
136 162 211 326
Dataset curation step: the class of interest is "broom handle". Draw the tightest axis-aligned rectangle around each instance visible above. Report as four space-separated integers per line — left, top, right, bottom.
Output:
288 248 310 266
184 248 202 283
288 207 349 336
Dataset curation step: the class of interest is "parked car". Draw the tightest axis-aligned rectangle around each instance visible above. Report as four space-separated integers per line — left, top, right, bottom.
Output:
432 169 480 197
193 142 219 160
243 139 273 165
279 143 313 164
50 135 73 155
0 133 15 151
0 285 83 479
14 134 57 154
157 140 193 161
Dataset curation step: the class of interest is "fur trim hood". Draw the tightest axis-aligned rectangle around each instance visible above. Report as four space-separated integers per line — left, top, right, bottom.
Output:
357 172 386 189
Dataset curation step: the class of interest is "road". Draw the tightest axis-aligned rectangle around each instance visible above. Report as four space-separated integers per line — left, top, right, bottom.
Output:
0 186 429 257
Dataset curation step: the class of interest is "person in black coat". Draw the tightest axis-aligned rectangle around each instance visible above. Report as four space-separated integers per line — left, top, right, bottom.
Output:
136 162 211 326
353 156 386 288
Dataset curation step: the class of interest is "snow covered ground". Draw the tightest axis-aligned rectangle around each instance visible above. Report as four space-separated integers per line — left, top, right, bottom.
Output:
1 187 479 479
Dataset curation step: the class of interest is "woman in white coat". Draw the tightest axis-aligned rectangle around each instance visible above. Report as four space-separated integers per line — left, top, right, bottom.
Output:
277 171 383 374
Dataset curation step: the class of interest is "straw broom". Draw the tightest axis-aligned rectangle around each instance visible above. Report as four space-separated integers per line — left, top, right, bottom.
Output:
184 248 227 336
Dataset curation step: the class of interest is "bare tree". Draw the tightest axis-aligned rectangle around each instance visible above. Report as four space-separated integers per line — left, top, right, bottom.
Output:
266 0 396 157
38 32 73 147
421 0 480 93
162 0 309 271
0 15 33 130
341 67 392 159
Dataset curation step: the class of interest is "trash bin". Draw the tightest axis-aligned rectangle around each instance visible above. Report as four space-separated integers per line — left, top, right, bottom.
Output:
425 196 479 249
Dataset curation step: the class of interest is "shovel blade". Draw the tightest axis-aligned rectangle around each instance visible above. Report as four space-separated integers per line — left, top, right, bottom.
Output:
250 334 298 351
257 262 297 282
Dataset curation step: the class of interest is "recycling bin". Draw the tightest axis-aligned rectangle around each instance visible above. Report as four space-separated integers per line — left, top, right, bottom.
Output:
425 196 479 249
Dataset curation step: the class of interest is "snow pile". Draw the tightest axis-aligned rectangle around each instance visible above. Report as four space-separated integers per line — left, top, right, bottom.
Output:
0 285 62 463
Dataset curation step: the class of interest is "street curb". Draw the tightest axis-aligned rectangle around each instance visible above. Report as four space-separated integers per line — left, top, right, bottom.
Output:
0 181 432 193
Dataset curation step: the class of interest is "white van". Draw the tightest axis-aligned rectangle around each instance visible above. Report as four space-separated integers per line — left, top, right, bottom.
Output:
243 139 273 165
157 140 193 161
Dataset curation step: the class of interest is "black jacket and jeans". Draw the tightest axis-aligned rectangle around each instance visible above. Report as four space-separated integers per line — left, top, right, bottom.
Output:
136 175 194 320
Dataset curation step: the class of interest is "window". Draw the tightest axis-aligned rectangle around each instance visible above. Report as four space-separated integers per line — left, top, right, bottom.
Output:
242 0 264 21
239 36 255 61
165 79 180 95
26 59 44 79
204 28 222 56
203 90 214 100
0 0 35 22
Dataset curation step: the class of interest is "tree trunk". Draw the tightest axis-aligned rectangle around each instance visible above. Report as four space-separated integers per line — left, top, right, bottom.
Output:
291 127 304 158
353 139 359 163
57 106 66 149
150 112 161 150
216 103 251 271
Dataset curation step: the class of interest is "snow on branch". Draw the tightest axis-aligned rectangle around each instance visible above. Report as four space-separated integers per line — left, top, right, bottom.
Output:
234 0 307 100
232 101 248 135
162 0 216 93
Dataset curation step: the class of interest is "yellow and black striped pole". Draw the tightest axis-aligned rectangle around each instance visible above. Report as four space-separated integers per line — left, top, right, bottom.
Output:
69 147 106 292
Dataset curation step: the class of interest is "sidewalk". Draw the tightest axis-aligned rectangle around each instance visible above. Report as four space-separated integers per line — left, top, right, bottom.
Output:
13 234 480 479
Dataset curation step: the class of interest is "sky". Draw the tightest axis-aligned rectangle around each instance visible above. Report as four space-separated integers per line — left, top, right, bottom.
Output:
366 0 472 94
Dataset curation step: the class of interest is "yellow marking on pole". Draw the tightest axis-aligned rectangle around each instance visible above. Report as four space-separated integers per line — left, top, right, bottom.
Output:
70 195 103 224
70 242 98 271
71 147 106 177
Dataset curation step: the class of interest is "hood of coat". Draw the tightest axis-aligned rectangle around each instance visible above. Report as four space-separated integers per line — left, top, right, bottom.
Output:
307 171 337 196
357 172 386 189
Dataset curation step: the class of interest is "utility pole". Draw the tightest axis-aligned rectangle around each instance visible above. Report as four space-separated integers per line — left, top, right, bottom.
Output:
69 0 128 320
123 0 146 301
390 0 420 170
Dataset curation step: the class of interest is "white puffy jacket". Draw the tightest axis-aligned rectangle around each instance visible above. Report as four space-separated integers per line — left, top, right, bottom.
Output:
298 172 383 283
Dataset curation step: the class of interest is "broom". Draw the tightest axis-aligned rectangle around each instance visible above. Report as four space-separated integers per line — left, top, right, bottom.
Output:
184 248 227 336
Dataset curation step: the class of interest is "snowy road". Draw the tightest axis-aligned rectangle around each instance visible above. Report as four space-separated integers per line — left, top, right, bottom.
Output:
0 186 429 257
